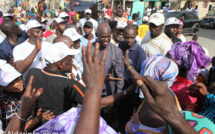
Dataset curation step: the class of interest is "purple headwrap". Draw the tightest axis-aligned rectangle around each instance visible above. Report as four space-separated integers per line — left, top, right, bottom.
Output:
168 41 211 83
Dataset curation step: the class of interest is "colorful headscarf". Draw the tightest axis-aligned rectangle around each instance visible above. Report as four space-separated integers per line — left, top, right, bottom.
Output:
168 41 211 83
139 54 179 99
27 12 35 20
140 54 178 87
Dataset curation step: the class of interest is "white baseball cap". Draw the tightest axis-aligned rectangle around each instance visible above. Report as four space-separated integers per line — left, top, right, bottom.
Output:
142 16 149 22
63 28 82 41
26 20 46 32
104 15 110 20
19 24 26 31
165 17 183 26
41 17 48 23
148 13 165 26
44 42 80 64
117 21 127 29
59 12 69 18
3 13 13 18
55 17 68 24
85 9 92 14
0 59 21 87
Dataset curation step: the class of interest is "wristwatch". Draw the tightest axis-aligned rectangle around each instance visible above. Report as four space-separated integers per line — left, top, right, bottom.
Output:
123 90 127 96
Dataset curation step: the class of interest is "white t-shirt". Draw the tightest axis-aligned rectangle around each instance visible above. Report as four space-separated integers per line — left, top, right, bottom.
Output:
178 34 186 43
141 31 173 58
13 40 52 81
0 35 4 43
79 18 98 35
102 8 107 15
126 8 131 16
135 35 142 45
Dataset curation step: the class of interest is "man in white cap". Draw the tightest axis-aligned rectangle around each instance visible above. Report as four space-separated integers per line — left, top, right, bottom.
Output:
138 16 149 39
46 17 68 43
24 42 85 124
103 15 110 23
59 12 70 22
111 21 127 46
141 13 173 58
79 9 98 35
13 20 52 81
164 17 182 43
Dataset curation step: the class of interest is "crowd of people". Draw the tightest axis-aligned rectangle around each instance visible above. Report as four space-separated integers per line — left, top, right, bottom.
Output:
0 1 215 134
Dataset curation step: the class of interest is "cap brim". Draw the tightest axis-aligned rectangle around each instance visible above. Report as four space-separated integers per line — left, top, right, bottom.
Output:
165 23 182 26
2 71 21 86
67 49 80 56
149 20 163 26
27 25 46 32
85 12 91 14
73 34 82 41
59 20 68 24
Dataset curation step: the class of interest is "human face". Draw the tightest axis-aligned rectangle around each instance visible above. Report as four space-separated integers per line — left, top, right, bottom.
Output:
84 25 93 35
2 77 24 92
149 23 163 38
74 39 81 49
124 28 136 48
117 9 123 17
177 25 183 35
72 15 77 23
28 28 43 42
165 24 179 38
85 13 91 20
57 22 66 33
104 18 110 23
10 22 22 36
98 28 111 48
114 29 124 42
60 55 74 73
71 6 74 11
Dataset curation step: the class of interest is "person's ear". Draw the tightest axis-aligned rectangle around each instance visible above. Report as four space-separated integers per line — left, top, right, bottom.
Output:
27 30 31 37
57 61 64 70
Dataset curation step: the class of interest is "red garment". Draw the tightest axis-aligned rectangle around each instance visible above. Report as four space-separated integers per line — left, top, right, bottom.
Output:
68 11 77 23
107 8 112 18
170 76 197 110
123 12 128 20
43 30 53 38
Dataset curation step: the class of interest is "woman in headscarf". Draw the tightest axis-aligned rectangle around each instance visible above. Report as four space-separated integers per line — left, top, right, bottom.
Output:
27 12 35 20
125 54 180 133
167 41 211 111
124 53 215 133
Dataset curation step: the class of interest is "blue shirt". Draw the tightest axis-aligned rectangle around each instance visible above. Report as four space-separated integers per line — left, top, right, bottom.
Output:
136 15 141 26
119 41 146 89
73 37 88 74
0 31 28 62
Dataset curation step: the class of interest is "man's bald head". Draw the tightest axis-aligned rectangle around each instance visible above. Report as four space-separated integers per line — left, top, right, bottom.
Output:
127 20 133 25
0 20 17 35
97 23 111 48
123 25 136 48
53 35 74 49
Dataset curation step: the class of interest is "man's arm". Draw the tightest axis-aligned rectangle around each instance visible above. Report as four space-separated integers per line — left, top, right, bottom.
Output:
114 49 125 93
14 31 42 74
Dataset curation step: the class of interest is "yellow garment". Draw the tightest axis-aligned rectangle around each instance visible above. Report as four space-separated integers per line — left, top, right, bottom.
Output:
76 13 80 20
138 24 149 39
14 10 18 16
20 17 25 22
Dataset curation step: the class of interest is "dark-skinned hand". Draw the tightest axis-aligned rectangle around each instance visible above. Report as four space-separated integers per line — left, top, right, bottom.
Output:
105 74 123 81
9 58 15 67
35 31 42 51
17 76 43 119
189 82 209 97
135 76 179 118
36 108 55 122
122 50 131 68
38 0 47 11
82 42 107 92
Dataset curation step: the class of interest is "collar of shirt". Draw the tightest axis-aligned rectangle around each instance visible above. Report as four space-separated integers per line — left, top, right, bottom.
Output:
119 41 138 51
42 67 68 78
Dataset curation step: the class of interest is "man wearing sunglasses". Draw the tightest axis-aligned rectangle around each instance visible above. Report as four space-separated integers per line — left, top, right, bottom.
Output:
0 20 28 63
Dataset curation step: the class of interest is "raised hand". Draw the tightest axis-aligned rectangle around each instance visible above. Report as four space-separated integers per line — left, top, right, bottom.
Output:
123 50 131 68
35 31 42 51
136 76 177 117
38 0 47 11
189 82 209 97
82 42 107 92
17 76 43 120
